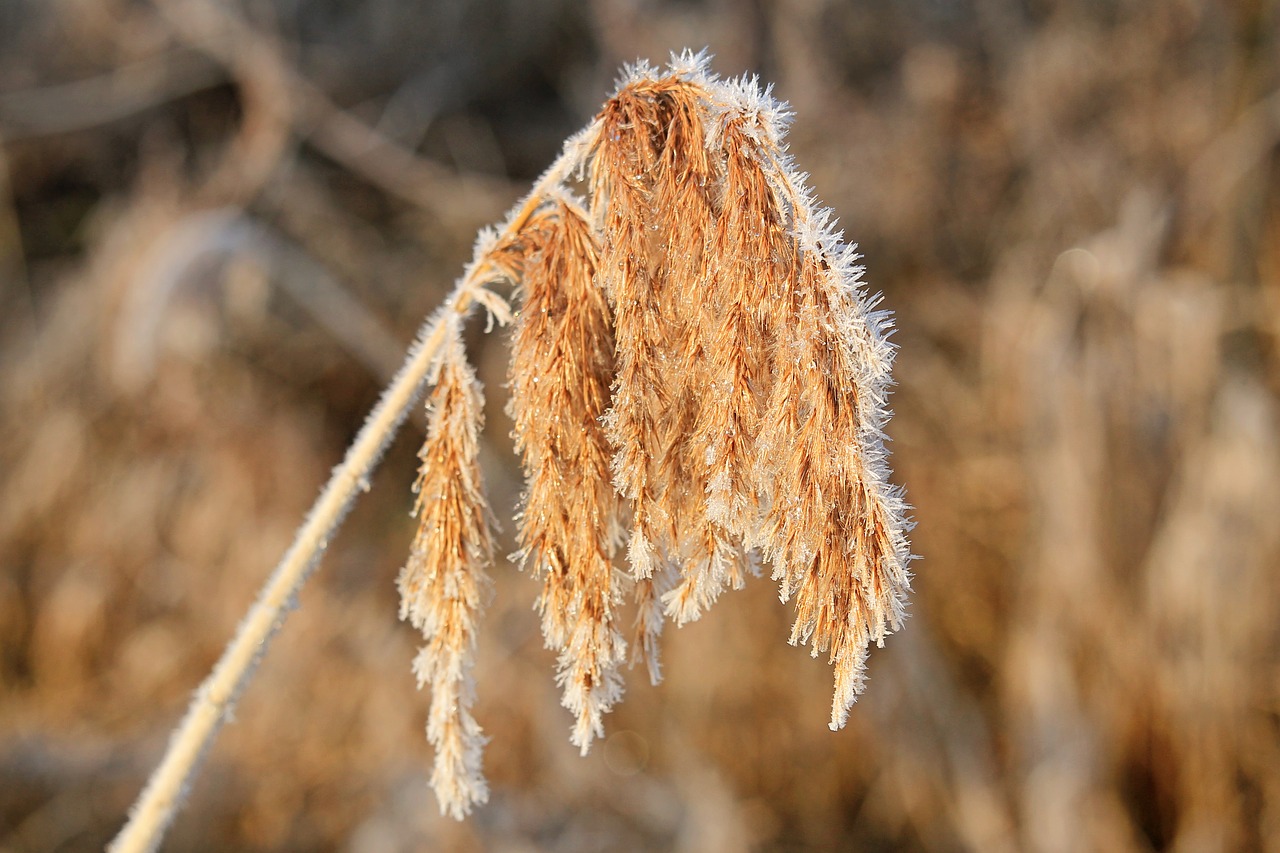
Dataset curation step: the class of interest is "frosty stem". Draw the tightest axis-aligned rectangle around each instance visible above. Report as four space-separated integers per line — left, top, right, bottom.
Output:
108 133 593 853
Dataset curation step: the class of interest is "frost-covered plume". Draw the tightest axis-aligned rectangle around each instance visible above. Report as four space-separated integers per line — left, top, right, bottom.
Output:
111 55 917 852
401 49 914 809
508 197 627 754
397 319 496 819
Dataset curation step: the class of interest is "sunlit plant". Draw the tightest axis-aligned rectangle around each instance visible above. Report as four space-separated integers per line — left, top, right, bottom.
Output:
112 52 913 851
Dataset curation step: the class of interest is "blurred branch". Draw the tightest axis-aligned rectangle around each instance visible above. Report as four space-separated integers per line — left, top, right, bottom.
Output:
150 0 517 219
0 146 31 323
111 208 408 391
0 49 224 141
892 626 1019 853
1186 86 1280 230
375 59 478 151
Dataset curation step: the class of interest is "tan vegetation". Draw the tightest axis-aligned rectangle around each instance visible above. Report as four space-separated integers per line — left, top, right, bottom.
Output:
2 1 1278 851
398 320 496 820
395 57 913 817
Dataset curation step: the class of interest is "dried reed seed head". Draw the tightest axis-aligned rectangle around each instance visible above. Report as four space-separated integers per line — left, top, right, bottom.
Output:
629 567 677 685
592 75 726 623
748 183 911 729
401 52 914 813
400 330 494 632
397 321 496 818
593 63 910 728
590 80 673 583
645 80 758 623
657 104 801 619
591 73 754 631
508 199 628 752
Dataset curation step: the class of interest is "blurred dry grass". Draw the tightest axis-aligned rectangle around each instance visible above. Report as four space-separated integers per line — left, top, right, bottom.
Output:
2 1 1279 850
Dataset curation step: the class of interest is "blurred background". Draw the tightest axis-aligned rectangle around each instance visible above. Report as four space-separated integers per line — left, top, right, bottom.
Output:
2 0 1278 850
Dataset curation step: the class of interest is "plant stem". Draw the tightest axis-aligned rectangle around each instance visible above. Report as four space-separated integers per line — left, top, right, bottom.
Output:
109 129 596 853
110 303 453 853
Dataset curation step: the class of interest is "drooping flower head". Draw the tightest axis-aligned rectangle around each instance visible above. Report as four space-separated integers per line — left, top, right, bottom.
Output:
400 51 914 817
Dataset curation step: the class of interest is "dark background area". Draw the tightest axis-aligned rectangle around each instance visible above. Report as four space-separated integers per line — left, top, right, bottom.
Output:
2 0 1279 850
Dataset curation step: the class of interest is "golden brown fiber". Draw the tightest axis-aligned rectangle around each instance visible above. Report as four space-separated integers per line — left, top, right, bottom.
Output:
397 320 496 818
400 51 912 815
509 198 627 753
105 49 913 852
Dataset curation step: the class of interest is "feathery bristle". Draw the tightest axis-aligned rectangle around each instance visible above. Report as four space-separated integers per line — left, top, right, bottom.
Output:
401 53 913 810
397 321 495 819
590 75 671 586
508 200 627 753
748 133 913 728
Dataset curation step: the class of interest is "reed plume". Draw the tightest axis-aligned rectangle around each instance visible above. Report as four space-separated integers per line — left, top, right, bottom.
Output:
400 53 912 808
397 318 496 819
112 52 912 850
508 196 628 754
